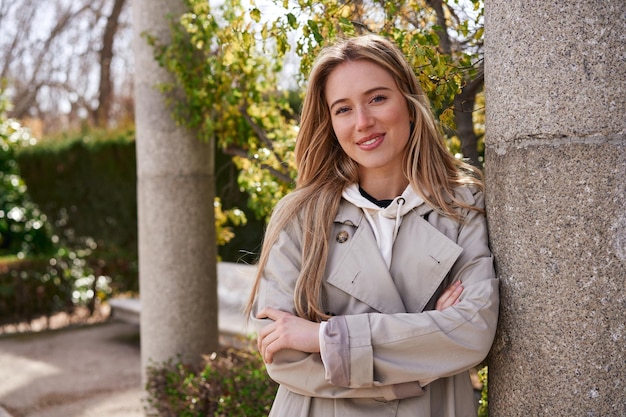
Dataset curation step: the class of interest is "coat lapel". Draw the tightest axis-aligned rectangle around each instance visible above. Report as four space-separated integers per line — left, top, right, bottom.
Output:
391 207 463 313
325 202 406 314
325 200 463 315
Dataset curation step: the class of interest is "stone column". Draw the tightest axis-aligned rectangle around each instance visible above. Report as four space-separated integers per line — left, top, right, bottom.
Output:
133 0 219 377
485 1 625 415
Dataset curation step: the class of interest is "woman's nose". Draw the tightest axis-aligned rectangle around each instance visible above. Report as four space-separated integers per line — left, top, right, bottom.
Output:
355 107 374 131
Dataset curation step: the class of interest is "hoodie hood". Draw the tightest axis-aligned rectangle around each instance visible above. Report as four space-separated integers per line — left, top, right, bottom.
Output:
342 183 424 268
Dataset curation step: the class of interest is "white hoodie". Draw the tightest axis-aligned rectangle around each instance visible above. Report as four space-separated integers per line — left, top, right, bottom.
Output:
341 183 425 269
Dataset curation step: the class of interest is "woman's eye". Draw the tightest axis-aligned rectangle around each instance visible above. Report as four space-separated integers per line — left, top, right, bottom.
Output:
335 106 350 115
371 95 387 103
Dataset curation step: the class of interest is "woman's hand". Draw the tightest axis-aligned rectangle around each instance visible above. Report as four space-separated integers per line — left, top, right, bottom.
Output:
435 280 464 311
256 307 321 364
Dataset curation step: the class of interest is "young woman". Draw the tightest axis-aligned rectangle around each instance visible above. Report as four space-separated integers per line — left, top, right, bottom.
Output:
246 34 499 417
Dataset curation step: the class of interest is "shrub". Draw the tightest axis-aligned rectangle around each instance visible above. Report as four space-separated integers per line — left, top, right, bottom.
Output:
0 249 110 326
0 90 119 324
145 346 277 417
16 128 143 295
0 89 97 326
0 92 55 258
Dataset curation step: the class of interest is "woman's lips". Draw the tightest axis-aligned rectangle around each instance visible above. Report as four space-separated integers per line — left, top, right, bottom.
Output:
357 133 385 149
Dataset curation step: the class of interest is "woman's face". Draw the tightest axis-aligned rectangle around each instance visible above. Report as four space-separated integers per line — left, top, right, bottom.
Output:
325 60 412 182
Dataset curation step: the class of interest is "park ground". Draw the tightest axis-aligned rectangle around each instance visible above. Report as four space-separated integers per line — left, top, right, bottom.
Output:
0 306 145 417
0 263 256 417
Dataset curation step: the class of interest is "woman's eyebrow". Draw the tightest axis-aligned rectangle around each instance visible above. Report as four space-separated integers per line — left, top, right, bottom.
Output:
328 86 393 110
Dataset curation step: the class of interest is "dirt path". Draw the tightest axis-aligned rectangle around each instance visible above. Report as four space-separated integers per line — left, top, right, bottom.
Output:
0 320 144 417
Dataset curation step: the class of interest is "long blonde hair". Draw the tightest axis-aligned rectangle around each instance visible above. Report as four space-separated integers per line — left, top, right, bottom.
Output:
245 34 483 322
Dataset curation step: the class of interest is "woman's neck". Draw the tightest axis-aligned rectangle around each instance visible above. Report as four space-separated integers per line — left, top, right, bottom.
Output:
358 172 409 201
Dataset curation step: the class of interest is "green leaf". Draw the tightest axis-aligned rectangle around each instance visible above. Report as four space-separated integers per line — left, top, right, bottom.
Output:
474 27 484 41
250 8 261 23
286 12 298 29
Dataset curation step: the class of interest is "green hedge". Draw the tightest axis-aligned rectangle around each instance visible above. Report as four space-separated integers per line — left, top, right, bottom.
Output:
4 127 263 324
16 129 138 254
16 127 264 267
15 129 139 294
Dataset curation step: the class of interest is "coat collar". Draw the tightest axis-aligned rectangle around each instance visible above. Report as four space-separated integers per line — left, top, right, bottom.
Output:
325 198 463 314
333 194 435 224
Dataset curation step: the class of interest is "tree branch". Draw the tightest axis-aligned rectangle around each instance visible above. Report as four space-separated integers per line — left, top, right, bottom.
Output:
240 103 274 151
453 64 484 167
239 102 290 173
460 64 484 100
95 0 126 127
223 145 293 185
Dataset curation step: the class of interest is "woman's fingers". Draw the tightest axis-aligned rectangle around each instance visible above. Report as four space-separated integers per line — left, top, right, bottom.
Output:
255 307 320 363
258 324 281 363
256 307 283 357
436 280 463 311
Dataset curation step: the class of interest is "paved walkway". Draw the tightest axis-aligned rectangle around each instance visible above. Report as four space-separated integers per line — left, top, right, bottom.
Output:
0 262 257 417
0 322 144 417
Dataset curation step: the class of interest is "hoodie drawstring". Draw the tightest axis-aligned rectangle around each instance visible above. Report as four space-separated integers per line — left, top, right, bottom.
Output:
393 197 405 242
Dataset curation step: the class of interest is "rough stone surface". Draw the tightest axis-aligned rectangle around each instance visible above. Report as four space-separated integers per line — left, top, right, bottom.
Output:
485 1 626 415
133 0 219 377
485 143 625 415
137 176 218 368
486 1 626 142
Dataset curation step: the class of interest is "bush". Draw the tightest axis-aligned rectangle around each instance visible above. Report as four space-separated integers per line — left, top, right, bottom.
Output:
0 93 55 258
14 128 140 298
145 346 277 417
0 89 100 326
0 250 111 326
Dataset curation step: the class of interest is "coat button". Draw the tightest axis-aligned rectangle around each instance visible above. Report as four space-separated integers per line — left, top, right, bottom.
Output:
336 230 349 243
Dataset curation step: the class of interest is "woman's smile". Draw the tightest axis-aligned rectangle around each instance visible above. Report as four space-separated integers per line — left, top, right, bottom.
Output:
357 133 385 148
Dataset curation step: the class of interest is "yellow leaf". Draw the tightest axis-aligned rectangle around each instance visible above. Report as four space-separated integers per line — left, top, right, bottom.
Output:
250 8 261 23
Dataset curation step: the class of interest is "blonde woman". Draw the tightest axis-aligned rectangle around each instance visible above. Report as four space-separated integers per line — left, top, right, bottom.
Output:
246 34 499 417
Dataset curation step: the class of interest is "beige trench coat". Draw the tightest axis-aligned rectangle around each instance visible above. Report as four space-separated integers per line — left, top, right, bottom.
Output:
251 186 499 417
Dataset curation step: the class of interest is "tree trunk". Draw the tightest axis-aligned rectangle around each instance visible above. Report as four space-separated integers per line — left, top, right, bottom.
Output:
426 0 483 167
95 0 126 127
426 0 452 55
453 67 484 167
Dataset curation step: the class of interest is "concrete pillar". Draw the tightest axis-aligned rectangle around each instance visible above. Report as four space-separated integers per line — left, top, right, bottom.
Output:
485 1 625 415
133 0 219 377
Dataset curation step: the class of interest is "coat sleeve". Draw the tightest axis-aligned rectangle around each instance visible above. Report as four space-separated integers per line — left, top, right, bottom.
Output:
250 218 425 400
321 188 499 388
